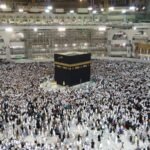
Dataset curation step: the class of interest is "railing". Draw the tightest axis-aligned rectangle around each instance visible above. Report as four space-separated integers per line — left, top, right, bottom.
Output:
0 12 138 25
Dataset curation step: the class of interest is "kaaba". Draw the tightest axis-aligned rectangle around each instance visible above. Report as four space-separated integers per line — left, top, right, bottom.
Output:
54 52 91 86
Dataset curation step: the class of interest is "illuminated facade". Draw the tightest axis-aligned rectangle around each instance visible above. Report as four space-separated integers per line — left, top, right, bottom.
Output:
0 0 147 7
0 0 149 60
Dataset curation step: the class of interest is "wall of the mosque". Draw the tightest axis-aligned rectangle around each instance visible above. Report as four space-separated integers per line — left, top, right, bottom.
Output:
0 28 150 60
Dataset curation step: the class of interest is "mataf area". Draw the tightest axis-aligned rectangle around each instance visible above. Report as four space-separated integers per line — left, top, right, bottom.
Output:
0 59 149 150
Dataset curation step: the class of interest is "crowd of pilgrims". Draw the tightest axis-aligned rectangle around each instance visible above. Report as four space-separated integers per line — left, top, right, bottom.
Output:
0 59 149 150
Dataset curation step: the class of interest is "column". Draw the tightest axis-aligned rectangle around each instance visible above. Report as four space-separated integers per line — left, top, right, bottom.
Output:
32 0 35 4
148 49 150 60
140 48 142 59
129 0 133 5
25 41 32 59
107 40 111 56
24 30 32 59
146 0 150 13
147 49 149 60
3 33 11 61
6 45 11 61
104 0 109 11
127 46 132 58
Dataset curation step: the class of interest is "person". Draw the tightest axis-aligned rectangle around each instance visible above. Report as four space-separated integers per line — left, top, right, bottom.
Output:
98 134 101 142
91 139 95 149
0 59 149 149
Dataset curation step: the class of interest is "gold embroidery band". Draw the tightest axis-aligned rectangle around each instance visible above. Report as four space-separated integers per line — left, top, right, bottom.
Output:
54 61 91 67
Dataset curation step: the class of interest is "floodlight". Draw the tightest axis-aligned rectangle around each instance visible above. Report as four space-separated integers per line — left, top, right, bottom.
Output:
84 43 88 46
92 10 97 14
47 6 53 10
58 27 66 32
122 9 127 14
45 9 50 13
98 26 106 31
142 6 146 10
72 43 76 47
88 7 93 11
70 10 74 14
133 26 137 30
129 6 136 11
122 43 126 47
101 8 104 12
64 44 68 47
108 7 114 11
0 4 7 9
19 8 24 12
5 27 13 32
34 28 38 32
55 44 58 47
